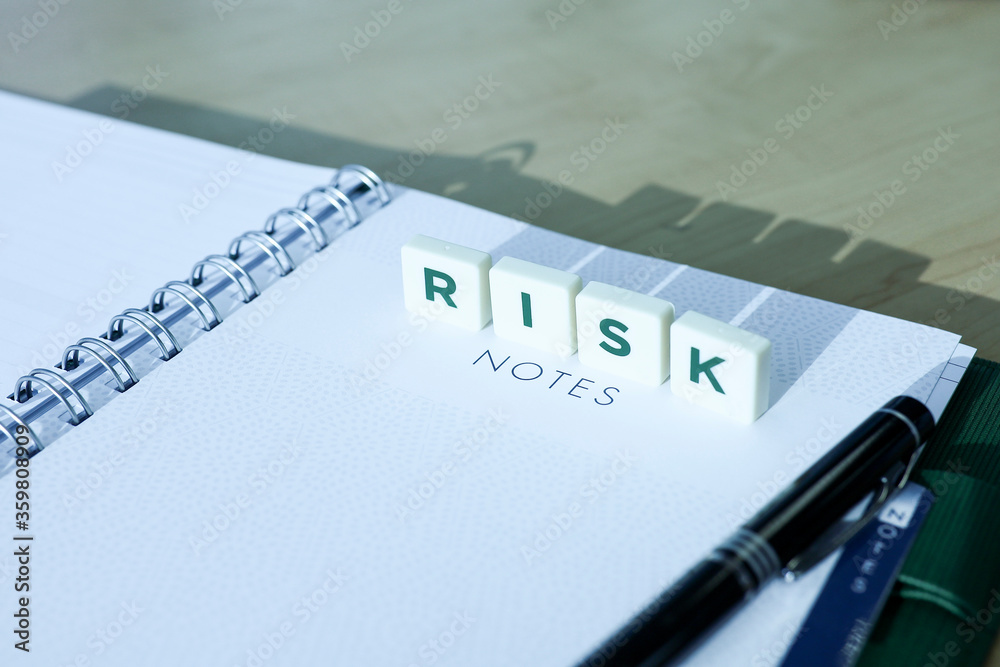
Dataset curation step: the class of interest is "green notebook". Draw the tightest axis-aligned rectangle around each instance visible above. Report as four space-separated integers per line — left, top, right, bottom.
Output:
859 358 1000 667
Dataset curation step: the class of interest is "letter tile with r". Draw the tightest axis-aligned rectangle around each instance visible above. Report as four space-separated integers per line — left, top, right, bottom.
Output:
401 235 492 330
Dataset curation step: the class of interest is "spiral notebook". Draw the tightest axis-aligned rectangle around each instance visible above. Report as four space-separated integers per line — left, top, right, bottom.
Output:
0 91 974 666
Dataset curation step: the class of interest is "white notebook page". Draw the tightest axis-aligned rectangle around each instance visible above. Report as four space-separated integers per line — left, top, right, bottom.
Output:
18 187 964 666
0 90 332 387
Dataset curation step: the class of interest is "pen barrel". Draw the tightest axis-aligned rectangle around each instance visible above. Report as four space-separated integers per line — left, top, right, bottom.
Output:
574 397 933 667
580 555 756 667
745 395 933 566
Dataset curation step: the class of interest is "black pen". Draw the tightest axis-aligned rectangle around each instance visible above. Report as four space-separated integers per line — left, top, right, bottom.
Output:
576 395 935 667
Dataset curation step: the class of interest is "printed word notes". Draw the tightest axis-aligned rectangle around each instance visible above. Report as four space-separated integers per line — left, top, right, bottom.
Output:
400 235 772 423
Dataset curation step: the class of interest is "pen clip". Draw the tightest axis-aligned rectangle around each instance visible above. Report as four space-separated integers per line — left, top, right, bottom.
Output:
780 444 924 581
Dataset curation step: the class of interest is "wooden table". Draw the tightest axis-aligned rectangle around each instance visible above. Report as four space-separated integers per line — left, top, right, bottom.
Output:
3 0 996 358
2 0 998 661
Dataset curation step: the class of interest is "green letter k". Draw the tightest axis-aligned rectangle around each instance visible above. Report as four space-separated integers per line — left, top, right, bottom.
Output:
690 347 725 394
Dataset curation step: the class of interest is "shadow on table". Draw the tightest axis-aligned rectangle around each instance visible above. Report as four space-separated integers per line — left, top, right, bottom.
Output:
52 86 1000 361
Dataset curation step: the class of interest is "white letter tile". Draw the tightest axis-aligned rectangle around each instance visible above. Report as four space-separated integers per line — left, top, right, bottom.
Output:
577 281 674 386
401 235 492 331
489 256 582 356
670 310 771 424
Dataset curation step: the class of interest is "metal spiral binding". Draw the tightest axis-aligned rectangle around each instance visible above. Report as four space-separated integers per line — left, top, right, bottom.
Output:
228 232 296 277
14 370 93 425
0 165 391 455
150 282 223 331
265 208 328 251
108 309 183 360
0 404 37 457
63 338 139 392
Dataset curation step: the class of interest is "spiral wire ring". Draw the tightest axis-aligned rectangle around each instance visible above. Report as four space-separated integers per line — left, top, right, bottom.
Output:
19 368 93 420
298 186 361 229
265 207 327 251
0 403 41 453
15 371 91 425
333 164 392 204
191 255 260 303
150 283 219 331
64 337 139 390
228 231 296 276
108 309 182 360
62 344 128 393
151 281 222 330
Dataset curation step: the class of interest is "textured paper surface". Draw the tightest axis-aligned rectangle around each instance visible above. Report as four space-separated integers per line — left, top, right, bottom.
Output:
14 187 966 666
